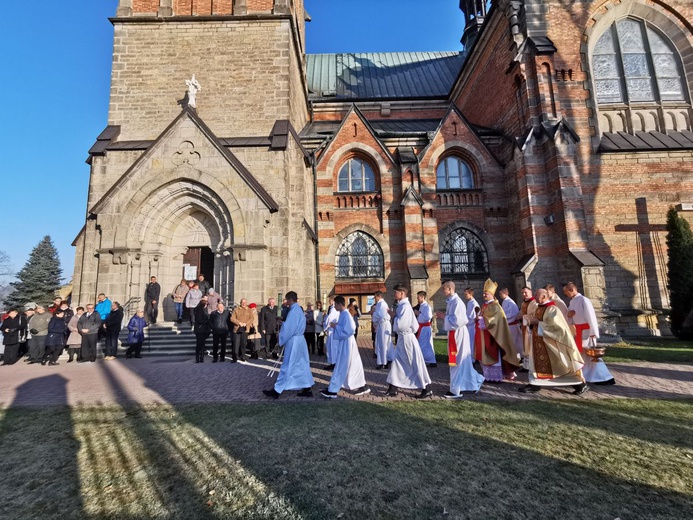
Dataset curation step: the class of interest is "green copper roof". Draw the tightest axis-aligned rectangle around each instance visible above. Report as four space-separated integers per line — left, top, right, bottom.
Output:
306 52 466 100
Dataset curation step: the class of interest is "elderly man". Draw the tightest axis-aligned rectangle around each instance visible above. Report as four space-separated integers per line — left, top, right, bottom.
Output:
564 282 615 385
519 286 537 359
474 279 521 382
27 305 52 364
210 301 231 362
78 303 102 362
259 297 280 360
520 288 588 395
386 284 432 399
231 298 253 362
498 287 524 364
263 291 314 399
437 281 484 398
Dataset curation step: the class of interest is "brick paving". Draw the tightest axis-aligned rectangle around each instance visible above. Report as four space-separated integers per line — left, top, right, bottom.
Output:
1 336 691 408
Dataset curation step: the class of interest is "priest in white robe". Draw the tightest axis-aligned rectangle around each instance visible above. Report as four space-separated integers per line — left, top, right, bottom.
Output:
323 298 340 370
386 284 432 398
415 291 436 367
498 287 524 363
263 291 314 398
320 296 370 398
463 287 479 356
564 282 615 385
371 291 393 369
437 281 484 398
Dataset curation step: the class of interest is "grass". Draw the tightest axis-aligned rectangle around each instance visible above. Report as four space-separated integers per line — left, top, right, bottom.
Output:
1 399 692 519
434 337 693 364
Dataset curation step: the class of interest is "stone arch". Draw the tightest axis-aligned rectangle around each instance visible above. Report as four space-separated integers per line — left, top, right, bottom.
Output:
326 143 391 190
428 140 486 188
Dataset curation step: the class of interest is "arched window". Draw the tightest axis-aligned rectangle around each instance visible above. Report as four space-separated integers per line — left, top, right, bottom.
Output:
592 19 687 105
436 156 474 190
335 231 384 279
439 227 488 276
337 158 376 192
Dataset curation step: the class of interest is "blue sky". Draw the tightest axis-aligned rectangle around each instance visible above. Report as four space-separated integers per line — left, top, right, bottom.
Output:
0 0 464 284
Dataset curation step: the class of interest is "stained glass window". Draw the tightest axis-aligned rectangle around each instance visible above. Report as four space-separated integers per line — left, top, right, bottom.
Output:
337 158 376 192
439 228 488 276
593 18 686 105
436 156 474 190
335 231 384 279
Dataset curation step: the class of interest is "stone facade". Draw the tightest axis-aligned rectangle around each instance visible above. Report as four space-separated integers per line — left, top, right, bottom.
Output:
74 0 693 336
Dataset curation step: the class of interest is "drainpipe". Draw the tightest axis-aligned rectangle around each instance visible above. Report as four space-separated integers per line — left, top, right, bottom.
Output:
312 151 321 302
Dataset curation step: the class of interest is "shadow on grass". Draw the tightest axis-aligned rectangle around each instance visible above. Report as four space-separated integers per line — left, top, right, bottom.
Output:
0 375 83 520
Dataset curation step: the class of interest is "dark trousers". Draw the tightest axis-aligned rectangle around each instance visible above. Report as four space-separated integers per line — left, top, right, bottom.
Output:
145 300 158 324
317 333 325 356
305 332 316 354
43 345 63 363
187 307 196 326
28 336 47 362
67 346 81 362
212 333 228 361
233 329 247 358
81 334 98 362
260 332 278 357
2 343 20 365
125 342 142 358
195 333 209 362
105 331 120 357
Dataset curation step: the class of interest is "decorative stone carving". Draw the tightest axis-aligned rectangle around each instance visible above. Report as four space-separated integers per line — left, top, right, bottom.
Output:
172 141 201 166
186 75 201 108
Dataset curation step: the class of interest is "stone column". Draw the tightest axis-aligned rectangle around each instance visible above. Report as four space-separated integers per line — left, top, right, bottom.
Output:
233 0 247 15
158 0 173 17
117 0 133 17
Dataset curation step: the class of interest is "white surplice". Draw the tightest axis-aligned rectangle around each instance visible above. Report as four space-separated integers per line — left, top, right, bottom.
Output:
446 293 485 394
274 302 315 393
417 301 436 364
502 296 524 358
387 298 431 389
371 299 393 365
465 296 479 353
569 293 613 383
323 305 340 364
328 309 367 393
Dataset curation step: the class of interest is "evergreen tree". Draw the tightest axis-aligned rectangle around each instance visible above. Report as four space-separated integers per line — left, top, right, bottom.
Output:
3 236 63 309
665 207 693 338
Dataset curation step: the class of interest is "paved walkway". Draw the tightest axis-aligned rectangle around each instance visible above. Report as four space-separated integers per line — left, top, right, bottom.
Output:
1 337 692 408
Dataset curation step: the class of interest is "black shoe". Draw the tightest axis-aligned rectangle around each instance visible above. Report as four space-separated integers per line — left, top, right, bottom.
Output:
125 354 131 359
297 388 313 398
444 391 464 400
250 353 259 360
219 359 225 363
48 361 59 366
238 357 246 362
372 352 378 358
320 389 338 399
263 389 280 399
415 388 433 399
519 384 541 394
426 363 438 368
326 364 335 371
41 360 47 366
375 364 384 370
272 353 279 360
230 358 237 363
77 360 86 363
67 359 73 363
354 386 371 396
177 319 183 324
593 378 616 386
134 355 143 359
573 383 589 395
386 385 399 397
212 359 218 363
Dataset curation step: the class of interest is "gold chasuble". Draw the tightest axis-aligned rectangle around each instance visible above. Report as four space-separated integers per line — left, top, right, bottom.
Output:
532 303 585 379
478 300 520 367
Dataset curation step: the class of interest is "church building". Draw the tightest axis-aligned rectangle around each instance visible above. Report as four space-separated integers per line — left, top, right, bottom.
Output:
72 0 693 337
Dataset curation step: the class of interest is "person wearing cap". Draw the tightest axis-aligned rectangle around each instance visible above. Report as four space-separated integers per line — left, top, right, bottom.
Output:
474 279 521 382
193 296 210 363
27 305 52 364
247 303 261 360
1 309 27 365
231 298 253 362
263 291 314 399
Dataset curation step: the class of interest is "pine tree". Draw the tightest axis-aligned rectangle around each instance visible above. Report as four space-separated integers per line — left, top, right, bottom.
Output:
3 236 63 309
665 207 693 338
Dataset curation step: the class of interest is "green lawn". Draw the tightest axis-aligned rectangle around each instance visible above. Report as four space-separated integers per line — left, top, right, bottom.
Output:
1 399 692 519
434 337 693 364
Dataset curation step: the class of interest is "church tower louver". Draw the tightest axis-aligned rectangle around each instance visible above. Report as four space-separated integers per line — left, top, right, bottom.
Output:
72 0 317 312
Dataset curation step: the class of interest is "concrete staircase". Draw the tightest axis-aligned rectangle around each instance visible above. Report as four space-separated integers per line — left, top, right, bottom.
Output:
119 321 196 356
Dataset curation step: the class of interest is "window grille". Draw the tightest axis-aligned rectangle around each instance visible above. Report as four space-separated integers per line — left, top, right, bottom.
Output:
335 231 384 278
439 228 488 276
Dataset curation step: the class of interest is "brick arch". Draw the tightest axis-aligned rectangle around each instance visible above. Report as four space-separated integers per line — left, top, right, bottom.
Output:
326 222 390 269
428 141 486 187
333 152 381 192
114 176 241 250
326 143 391 189
434 220 495 263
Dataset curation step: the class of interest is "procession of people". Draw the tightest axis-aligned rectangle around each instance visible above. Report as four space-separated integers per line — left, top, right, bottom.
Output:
2 276 614 399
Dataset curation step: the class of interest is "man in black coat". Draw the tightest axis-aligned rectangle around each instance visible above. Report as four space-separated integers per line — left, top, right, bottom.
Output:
193 297 210 363
1 309 27 365
259 297 279 359
103 302 124 360
209 301 233 363
145 276 161 324
197 274 211 298
78 303 102 362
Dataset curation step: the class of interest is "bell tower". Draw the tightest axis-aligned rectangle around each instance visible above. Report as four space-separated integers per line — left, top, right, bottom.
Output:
459 0 489 50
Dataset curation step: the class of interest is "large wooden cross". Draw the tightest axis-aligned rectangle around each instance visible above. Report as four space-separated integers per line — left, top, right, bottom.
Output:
614 197 668 311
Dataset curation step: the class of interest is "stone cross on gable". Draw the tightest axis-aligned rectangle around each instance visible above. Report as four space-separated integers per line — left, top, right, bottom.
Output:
614 197 668 311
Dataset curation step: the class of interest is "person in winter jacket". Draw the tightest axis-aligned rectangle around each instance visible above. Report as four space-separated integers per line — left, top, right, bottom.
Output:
125 310 148 359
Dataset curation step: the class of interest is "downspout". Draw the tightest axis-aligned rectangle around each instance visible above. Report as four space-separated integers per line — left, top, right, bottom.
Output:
311 151 321 302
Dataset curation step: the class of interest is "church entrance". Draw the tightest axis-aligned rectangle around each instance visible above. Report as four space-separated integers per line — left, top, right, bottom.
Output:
182 246 214 283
